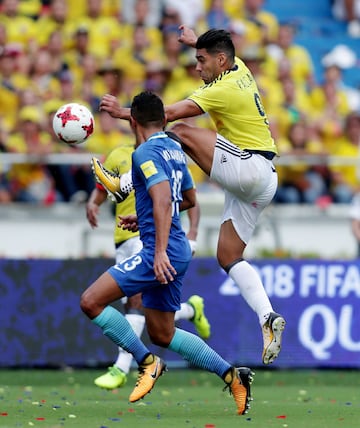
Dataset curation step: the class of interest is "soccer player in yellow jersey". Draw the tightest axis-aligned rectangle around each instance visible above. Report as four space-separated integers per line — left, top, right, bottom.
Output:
86 143 211 390
96 27 285 365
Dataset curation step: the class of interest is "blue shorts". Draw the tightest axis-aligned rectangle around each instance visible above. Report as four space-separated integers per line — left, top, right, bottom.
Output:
108 250 190 312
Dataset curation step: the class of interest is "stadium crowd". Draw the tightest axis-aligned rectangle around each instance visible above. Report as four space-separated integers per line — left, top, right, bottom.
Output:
0 0 359 204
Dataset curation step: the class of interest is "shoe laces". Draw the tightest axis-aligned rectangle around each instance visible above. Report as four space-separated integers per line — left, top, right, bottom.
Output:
223 382 231 394
134 365 147 387
95 160 120 179
223 381 239 395
108 366 121 376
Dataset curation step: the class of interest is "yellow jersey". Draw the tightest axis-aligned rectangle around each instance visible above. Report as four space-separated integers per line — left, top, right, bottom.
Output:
188 57 277 154
102 144 139 246
330 137 360 189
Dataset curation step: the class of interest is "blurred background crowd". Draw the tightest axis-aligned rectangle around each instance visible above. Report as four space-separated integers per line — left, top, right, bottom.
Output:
0 0 359 205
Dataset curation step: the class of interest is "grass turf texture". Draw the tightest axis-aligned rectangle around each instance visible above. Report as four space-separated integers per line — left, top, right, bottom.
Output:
0 369 359 428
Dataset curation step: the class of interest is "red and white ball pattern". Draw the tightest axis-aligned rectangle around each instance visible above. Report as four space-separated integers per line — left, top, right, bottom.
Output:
53 103 94 145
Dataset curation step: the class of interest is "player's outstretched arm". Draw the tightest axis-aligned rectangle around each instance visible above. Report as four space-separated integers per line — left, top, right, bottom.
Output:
165 99 203 123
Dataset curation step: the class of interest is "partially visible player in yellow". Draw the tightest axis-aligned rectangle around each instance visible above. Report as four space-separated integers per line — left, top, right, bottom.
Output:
86 142 211 390
96 26 286 365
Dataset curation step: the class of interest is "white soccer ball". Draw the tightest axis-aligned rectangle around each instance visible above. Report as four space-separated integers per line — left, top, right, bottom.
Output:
52 103 95 145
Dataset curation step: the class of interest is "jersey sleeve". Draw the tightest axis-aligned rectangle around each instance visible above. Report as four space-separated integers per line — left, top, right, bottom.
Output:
189 83 226 113
132 145 168 190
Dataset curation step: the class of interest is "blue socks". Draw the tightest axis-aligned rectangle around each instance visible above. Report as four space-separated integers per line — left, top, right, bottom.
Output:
93 308 232 379
169 328 231 378
92 306 149 364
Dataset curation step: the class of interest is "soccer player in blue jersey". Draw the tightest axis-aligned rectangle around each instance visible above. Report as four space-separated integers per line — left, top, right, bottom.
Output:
81 91 254 415
86 144 210 391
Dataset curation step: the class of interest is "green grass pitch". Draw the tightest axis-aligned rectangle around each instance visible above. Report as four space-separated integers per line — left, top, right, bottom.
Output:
0 368 359 427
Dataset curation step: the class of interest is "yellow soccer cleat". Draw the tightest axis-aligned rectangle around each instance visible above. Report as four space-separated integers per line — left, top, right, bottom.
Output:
129 354 167 403
91 157 132 203
262 312 286 364
187 295 211 340
94 365 127 390
224 367 254 415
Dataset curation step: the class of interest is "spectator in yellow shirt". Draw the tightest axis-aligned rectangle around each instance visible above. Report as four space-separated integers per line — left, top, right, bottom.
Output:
268 23 315 90
28 49 61 102
275 76 312 138
242 0 279 45
35 0 75 50
0 0 38 53
310 65 352 152
275 120 329 204
329 112 360 203
74 0 122 59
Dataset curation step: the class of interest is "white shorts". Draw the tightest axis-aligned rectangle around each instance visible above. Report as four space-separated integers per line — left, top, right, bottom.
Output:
115 235 143 264
210 134 278 244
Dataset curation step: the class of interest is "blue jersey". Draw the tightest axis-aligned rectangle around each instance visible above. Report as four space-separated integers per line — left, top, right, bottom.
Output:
132 131 193 263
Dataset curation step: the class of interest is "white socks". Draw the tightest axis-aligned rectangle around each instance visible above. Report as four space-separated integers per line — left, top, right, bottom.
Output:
228 260 273 326
114 313 145 373
174 302 195 322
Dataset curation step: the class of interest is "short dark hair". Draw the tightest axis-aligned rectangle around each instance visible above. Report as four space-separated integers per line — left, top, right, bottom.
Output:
131 91 165 127
196 29 235 60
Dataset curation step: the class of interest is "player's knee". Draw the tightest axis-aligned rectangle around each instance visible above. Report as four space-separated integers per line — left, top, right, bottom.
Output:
80 289 98 318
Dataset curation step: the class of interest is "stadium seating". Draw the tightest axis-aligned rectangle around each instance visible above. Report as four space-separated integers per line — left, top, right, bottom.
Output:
264 0 332 20
264 0 359 88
